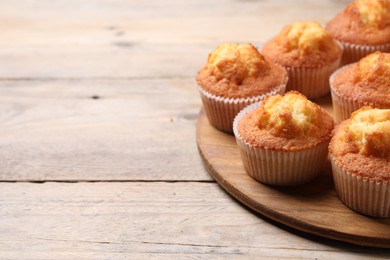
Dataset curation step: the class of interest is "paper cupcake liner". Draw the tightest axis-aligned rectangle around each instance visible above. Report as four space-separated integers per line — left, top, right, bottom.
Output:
233 102 329 186
198 83 286 134
285 57 341 100
329 64 378 122
330 86 365 123
330 157 390 218
338 41 390 65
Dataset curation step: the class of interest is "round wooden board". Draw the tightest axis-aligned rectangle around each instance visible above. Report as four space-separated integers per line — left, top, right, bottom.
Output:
196 95 390 248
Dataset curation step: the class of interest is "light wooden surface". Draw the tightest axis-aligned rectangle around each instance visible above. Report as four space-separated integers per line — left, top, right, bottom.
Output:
1 0 389 258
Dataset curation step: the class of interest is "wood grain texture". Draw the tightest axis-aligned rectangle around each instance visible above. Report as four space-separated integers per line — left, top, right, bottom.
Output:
1 0 347 46
197 109 390 248
1 0 387 258
1 182 389 259
0 79 208 181
0 0 348 79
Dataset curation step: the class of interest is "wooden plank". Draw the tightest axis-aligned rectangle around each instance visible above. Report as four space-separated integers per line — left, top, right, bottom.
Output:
0 44 213 79
0 0 348 79
0 79 210 181
0 0 347 46
1 182 389 259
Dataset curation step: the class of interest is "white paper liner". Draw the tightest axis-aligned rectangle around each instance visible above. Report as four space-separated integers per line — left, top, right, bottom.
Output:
233 102 329 186
330 157 390 218
329 63 381 122
339 41 390 65
285 57 341 100
198 81 286 134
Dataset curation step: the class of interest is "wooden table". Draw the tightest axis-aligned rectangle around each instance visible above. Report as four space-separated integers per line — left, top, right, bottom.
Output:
0 0 389 258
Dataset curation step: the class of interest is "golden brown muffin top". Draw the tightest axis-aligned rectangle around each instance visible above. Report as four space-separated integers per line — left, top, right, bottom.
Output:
262 21 342 67
329 107 390 180
326 0 390 45
237 91 334 151
331 51 390 107
196 43 288 99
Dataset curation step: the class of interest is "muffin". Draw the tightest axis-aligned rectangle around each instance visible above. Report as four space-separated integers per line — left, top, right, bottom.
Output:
329 106 390 217
233 91 335 186
196 43 288 133
262 21 342 99
326 0 390 65
330 51 390 122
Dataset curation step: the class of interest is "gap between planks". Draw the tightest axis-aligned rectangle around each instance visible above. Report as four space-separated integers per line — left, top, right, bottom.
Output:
0 179 216 183
0 76 194 81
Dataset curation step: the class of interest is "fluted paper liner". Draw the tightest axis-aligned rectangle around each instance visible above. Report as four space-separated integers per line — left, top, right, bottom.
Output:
198 82 286 134
233 102 329 186
330 63 385 122
338 41 390 65
286 57 341 99
330 157 390 218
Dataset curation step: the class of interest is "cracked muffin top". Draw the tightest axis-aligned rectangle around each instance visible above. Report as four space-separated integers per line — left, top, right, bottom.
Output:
331 51 390 107
329 106 390 180
262 21 342 67
326 0 390 45
237 91 335 151
196 43 287 99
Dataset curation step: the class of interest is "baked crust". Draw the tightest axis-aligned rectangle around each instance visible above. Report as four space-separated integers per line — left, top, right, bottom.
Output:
329 107 390 181
196 43 287 99
331 51 390 107
326 0 390 45
237 92 334 151
262 21 342 67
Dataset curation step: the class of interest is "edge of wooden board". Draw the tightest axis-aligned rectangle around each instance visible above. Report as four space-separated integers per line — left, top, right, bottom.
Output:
196 109 390 248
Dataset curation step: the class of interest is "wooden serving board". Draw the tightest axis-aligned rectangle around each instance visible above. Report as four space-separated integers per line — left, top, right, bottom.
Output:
196 95 390 248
